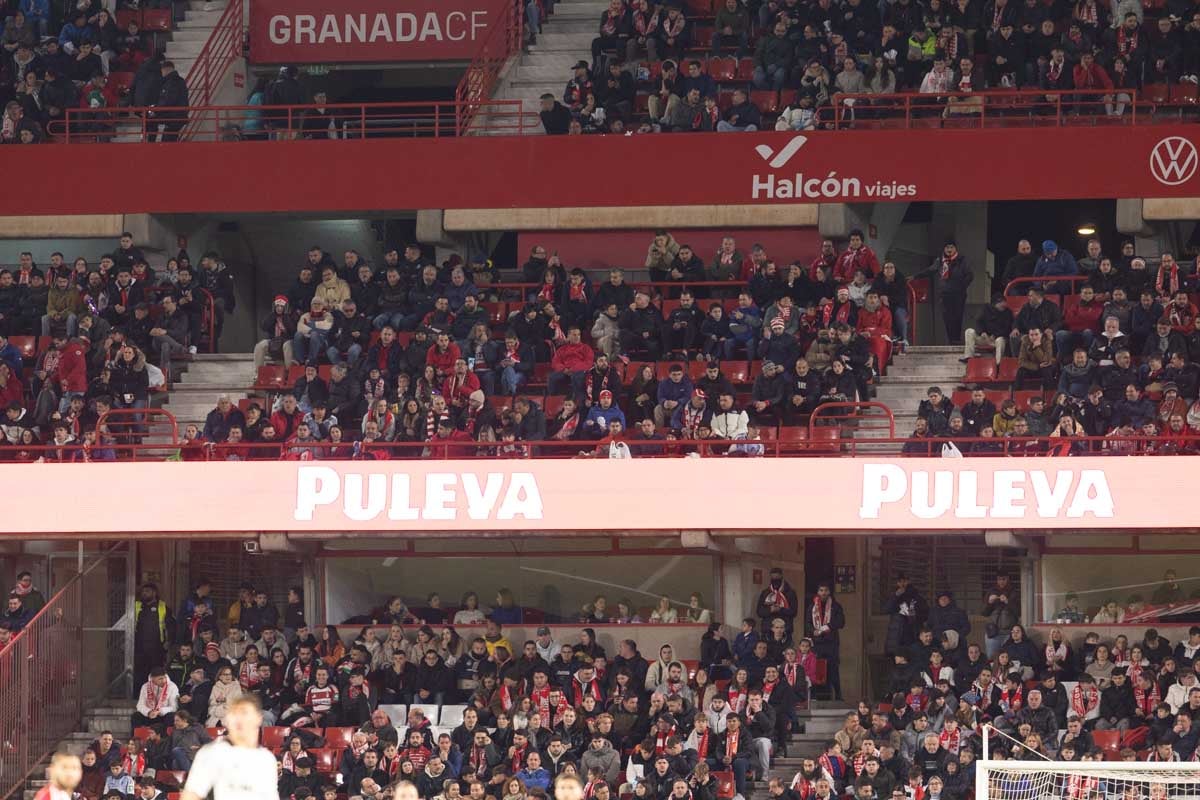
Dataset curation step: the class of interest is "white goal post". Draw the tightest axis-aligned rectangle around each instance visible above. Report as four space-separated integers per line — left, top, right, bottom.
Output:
977 726 1200 800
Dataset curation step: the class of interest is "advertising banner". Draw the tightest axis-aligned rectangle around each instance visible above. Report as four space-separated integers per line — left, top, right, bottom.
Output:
1 457 1194 535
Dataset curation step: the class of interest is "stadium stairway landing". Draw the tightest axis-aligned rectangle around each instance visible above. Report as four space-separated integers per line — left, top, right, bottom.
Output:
22 701 135 800
483 0 614 134
751 705 850 800
160 352 254 433
860 346 964 448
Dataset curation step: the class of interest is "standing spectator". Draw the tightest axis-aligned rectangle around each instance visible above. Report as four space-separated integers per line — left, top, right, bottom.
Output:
808 584 846 700
884 575 927 657
154 60 188 142
757 568 799 637
914 239 973 345
983 575 1019 659
134 583 174 694
539 94 572 135
12 571 45 615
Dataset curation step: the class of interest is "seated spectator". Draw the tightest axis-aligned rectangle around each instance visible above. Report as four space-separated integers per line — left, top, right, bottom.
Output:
1016 328 1057 390
717 89 762 132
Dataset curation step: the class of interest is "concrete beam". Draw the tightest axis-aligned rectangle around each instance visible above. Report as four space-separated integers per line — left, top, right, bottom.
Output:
1141 198 1200 221
0 215 125 238
443 204 818 231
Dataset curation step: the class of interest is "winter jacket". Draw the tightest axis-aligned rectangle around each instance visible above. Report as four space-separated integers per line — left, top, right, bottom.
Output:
580 740 621 785
1014 299 1063 334
1034 251 1080 279
313 275 351 309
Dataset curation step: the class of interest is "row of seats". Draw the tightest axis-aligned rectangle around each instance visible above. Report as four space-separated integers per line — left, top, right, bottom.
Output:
113 8 173 31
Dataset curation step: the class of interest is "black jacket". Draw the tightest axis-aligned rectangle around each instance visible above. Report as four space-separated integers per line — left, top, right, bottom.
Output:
975 305 1014 338
157 70 188 109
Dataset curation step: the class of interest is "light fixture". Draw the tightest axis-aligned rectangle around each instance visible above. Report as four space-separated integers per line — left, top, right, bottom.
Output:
1077 224 1097 236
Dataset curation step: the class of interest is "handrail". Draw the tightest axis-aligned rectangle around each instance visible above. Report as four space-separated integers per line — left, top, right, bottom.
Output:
181 0 246 141
822 88 1143 130
1003 275 1092 296
808 401 895 438
455 0 523 135
51 100 531 143
95 408 180 444
1 433 1199 460
0 544 126 800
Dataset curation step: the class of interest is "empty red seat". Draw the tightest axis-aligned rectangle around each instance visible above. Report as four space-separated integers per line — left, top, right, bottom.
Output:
723 361 750 384
1012 389 1045 409
261 726 290 750
1170 82 1198 105
142 9 171 30
323 726 355 749
286 365 306 383
115 9 140 28
310 748 339 774
963 357 997 383
1143 83 1169 104
690 26 714 49
683 0 713 14
715 772 736 800
997 357 1019 383
253 365 287 391
708 56 736 81
544 395 566 418
1092 729 1120 755
750 89 780 114
108 71 136 95
483 302 507 325
736 57 755 81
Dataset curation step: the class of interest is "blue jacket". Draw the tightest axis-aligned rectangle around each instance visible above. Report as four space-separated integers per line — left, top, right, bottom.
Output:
58 20 95 47
0 343 22 375
732 630 758 663
583 404 625 437
517 768 551 791
656 375 693 406
1033 251 1079 278
20 0 49 21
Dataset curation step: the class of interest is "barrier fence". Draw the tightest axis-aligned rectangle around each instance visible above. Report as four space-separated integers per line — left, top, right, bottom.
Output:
0 546 124 800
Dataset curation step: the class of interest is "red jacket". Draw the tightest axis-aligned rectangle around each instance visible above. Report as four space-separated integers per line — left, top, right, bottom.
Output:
270 408 304 440
57 341 89 393
430 430 475 459
426 342 462 376
441 371 481 406
856 305 893 338
551 342 595 372
1064 298 1104 333
1072 62 1113 90
834 245 880 283
1165 301 1197 335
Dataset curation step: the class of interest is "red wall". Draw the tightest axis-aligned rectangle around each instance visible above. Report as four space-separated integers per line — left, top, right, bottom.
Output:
517 228 823 271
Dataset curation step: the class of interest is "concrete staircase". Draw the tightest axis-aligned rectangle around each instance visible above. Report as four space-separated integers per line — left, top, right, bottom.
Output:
484 0 611 132
161 352 255 431
166 0 231 81
867 346 966 444
22 702 134 800
750 705 850 800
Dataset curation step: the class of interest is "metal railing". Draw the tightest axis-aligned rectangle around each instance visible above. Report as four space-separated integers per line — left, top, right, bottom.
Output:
49 99 534 143
820 88 1154 129
455 0 524 135
2 432 1196 461
0 546 124 800
1003 275 1092 297
180 0 245 141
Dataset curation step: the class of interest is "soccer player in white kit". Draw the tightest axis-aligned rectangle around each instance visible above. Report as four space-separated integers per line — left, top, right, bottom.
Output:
180 696 277 800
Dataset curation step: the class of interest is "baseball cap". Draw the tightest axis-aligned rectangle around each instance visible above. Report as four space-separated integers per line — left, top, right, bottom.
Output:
537 626 551 636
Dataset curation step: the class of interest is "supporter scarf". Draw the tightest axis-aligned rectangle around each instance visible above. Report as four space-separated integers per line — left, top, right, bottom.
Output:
16 268 33 286
665 678 684 696
724 730 739 760
584 780 603 799
122 753 145 777
940 255 957 280
663 14 685 37
1047 60 1063 83
905 691 928 712
811 595 832 633
552 413 578 441
506 344 522 363
1128 661 1146 685
1067 774 1098 799
1046 642 1068 667
852 752 868 776
1134 683 1160 715
499 684 515 711
531 686 553 717
569 284 587 302
510 743 527 772
999 686 1023 713
634 9 659 36
238 660 262 689
143 681 170 714
728 687 748 713
766 583 791 611
1157 264 1179 297
1077 0 1097 25
944 33 958 61
575 677 602 702
601 10 620 34
791 775 816 800
1116 26 1137 55
654 725 676 754
938 727 960 754
908 783 927 800
991 3 1003 28
695 729 710 759
538 283 556 303
1148 750 1179 763
585 369 611 402
819 753 846 782
291 660 314 690
784 663 801 687
681 403 706 436
469 745 488 777
11 581 32 597
762 679 778 701
383 754 400 778
1070 683 1099 716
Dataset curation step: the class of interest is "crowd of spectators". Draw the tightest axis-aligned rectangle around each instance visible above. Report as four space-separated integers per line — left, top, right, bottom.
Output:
537 0 1200 134
907 238 1200 454
0 2 193 143
119 570 832 800
0 235 235 460
212 232 908 459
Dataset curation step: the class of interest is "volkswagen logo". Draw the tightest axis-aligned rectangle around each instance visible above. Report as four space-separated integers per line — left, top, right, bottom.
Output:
1150 136 1198 186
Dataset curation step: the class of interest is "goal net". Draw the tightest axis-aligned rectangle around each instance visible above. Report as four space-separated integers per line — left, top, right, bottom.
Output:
977 728 1200 800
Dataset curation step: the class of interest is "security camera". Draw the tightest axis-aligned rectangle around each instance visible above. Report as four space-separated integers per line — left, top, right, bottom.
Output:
243 539 260 554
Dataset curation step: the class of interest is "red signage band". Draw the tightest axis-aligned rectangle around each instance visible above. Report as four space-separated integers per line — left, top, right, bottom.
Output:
248 0 507 63
6 127 1197 216
0 457 1195 536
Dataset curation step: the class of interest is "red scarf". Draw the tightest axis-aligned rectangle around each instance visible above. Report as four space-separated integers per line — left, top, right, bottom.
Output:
694 729 710 759
499 684 515 711
724 730 739 760
585 369 611 401
143 680 170 714
940 255 958 279
783 663 801 687
469 745 488 777
509 743 527 772
1070 683 1099 716
122 752 145 777
1067 775 1098 799
765 582 791 610
761 679 778 701
634 9 659 36
819 754 846 782
727 687 748 713
1157 264 1180 296
663 13 685 37
938 727 961 754
654 725 676 754
1077 0 1097 24
681 402 706 437
999 685 1023 713
811 595 832 633
1134 683 1160 715
1117 26 1138 55
601 10 621 34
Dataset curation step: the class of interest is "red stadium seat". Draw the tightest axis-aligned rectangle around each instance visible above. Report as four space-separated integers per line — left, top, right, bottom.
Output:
736 57 755 81
324 726 355 749
287 365 306 384
311 748 340 774
715 772 736 800
683 0 714 14
1012 389 1045 410
690 26 714 49
1170 82 1198 105
811 659 828 685
141 9 171 30
963 357 997 383
623 361 650 382
1143 83 1169 104
484 302 508 326
997 357 1019 383
750 90 780 114
708 56 737 81
544 395 566 418
253 365 287 391
133 726 154 742
261 726 290 750
723 361 750 384
115 9 140 28
1092 729 1120 756
108 72 136 95
660 299 681 317
688 361 709 381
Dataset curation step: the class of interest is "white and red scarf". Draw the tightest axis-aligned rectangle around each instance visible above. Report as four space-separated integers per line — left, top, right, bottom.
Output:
811 595 832 633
